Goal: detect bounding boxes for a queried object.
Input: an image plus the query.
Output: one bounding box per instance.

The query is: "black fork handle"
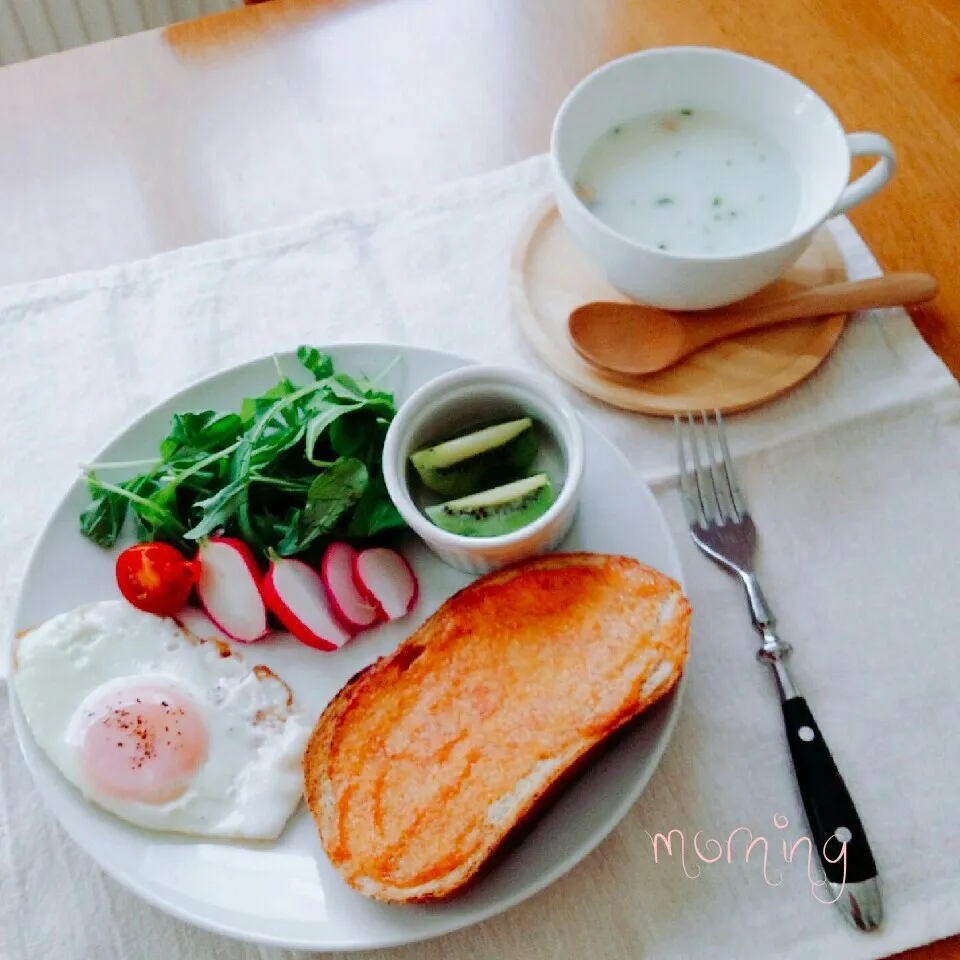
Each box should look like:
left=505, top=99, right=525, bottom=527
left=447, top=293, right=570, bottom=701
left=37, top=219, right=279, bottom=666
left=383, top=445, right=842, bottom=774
left=781, top=695, right=878, bottom=886
left=756, top=629, right=882, bottom=930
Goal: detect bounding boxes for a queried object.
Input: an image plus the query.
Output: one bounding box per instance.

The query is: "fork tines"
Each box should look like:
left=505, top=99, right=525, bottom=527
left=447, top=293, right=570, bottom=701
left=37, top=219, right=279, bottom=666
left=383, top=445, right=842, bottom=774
left=674, top=410, right=747, bottom=528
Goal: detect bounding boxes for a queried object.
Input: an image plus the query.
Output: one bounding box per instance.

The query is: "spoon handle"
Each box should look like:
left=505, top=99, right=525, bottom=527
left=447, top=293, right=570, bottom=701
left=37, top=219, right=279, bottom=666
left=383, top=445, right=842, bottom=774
left=743, top=273, right=939, bottom=327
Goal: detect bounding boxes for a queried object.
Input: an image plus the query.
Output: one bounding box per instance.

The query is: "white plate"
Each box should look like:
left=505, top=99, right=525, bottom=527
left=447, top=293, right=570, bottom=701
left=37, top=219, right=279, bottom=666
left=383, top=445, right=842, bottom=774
left=9, top=344, right=686, bottom=951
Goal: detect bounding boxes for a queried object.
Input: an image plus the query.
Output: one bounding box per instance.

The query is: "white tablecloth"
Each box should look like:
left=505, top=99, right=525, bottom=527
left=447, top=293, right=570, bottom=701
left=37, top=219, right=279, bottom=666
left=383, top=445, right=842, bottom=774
left=1, top=156, right=959, bottom=960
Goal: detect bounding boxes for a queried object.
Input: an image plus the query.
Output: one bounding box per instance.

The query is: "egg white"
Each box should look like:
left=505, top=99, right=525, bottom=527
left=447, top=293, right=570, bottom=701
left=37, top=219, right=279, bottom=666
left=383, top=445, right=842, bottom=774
left=13, top=600, right=311, bottom=840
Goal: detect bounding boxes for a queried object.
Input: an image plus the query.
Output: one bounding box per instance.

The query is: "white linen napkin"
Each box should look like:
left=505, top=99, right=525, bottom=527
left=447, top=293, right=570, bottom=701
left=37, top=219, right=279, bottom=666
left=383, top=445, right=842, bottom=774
left=1, top=155, right=958, bottom=960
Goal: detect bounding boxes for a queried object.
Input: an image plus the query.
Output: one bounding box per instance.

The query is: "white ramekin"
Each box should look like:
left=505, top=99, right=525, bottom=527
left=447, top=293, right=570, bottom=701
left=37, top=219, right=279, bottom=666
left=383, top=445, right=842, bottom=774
left=382, top=366, right=585, bottom=576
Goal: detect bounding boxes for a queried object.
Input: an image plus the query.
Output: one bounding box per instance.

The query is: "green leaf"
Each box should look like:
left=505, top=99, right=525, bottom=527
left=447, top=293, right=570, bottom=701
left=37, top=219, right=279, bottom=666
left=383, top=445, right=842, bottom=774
left=169, top=466, right=220, bottom=495
left=248, top=424, right=306, bottom=470
left=297, top=346, right=334, bottom=380
left=305, top=458, right=368, bottom=525
left=165, top=411, right=244, bottom=455
left=146, top=481, right=178, bottom=512
left=270, top=506, right=302, bottom=544
left=151, top=439, right=243, bottom=508
left=184, top=478, right=249, bottom=541
left=304, top=400, right=364, bottom=463
left=248, top=381, right=325, bottom=444
left=248, top=472, right=314, bottom=495
left=251, top=394, right=298, bottom=429
left=160, top=437, right=180, bottom=462
left=278, top=457, right=368, bottom=555
left=81, top=474, right=188, bottom=549
left=347, top=474, right=406, bottom=537
left=265, top=378, right=297, bottom=400
left=239, top=396, right=257, bottom=427
left=133, top=508, right=191, bottom=553
left=302, top=380, right=396, bottom=463
left=361, top=389, right=396, bottom=408
left=324, top=373, right=367, bottom=402
left=348, top=499, right=406, bottom=537
left=329, top=411, right=377, bottom=459
left=227, top=439, right=253, bottom=484
left=246, top=505, right=301, bottom=555
left=240, top=379, right=298, bottom=428
left=79, top=474, right=129, bottom=548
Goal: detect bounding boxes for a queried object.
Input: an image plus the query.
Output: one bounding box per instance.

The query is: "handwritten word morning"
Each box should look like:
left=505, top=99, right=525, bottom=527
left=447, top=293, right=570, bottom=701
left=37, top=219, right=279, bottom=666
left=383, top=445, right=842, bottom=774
left=644, top=815, right=847, bottom=903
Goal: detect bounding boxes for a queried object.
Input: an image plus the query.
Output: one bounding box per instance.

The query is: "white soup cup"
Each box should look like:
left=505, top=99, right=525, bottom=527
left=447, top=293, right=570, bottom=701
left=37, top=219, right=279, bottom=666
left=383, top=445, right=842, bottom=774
left=551, top=46, right=896, bottom=310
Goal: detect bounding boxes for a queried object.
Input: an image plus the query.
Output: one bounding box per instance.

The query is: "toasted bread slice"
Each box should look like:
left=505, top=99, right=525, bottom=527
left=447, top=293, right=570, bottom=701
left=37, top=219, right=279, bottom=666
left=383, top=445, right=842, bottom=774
left=303, top=552, right=690, bottom=903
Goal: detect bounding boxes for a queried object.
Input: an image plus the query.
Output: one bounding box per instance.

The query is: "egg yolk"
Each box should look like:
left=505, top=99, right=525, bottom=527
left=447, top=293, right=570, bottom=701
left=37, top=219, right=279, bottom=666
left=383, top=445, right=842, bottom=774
left=79, top=685, right=208, bottom=804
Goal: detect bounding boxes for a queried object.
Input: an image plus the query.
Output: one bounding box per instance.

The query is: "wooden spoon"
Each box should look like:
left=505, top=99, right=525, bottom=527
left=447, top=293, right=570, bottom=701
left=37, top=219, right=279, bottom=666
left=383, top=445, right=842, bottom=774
left=568, top=273, right=939, bottom=377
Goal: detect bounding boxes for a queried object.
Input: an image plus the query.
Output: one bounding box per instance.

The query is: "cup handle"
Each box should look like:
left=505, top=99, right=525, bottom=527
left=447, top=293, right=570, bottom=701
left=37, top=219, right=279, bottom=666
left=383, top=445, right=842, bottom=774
left=830, top=132, right=896, bottom=217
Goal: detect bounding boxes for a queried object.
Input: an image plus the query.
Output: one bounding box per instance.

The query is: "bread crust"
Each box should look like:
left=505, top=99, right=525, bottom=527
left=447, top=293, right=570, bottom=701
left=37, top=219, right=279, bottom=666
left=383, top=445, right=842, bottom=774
left=303, top=553, right=690, bottom=903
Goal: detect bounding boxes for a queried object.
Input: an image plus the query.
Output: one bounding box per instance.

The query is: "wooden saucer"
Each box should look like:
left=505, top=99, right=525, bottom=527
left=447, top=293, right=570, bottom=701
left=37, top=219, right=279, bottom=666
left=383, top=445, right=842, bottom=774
left=510, top=199, right=849, bottom=417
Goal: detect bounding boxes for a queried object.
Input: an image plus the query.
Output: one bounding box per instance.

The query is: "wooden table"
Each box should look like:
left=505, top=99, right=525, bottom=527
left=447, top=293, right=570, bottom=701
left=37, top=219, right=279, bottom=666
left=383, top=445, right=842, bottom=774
left=1, top=1, right=957, bottom=957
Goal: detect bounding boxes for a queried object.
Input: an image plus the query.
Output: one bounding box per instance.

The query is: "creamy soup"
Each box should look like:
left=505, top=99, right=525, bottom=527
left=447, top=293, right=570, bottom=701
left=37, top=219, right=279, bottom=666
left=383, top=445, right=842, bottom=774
left=573, top=108, right=803, bottom=256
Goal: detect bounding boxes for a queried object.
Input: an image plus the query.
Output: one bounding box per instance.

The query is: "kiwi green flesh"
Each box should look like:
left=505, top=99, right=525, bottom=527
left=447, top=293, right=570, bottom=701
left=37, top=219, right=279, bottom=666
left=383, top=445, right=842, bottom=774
left=425, top=473, right=555, bottom=538
left=410, top=419, right=538, bottom=498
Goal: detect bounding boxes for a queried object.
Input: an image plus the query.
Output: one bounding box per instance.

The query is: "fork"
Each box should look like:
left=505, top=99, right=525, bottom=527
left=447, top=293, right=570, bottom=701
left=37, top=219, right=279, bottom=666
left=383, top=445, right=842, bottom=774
left=675, top=410, right=882, bottom=933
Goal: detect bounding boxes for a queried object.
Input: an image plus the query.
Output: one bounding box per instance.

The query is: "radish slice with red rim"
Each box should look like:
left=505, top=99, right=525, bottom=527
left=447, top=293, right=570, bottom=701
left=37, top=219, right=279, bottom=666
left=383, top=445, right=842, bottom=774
left=322, top=543, right=380, bottom=631
left=196, top=537, right=269, bottom=643
left=263, top=556, right=351, bottom=652
left=353, top=548, right=418, bottom=621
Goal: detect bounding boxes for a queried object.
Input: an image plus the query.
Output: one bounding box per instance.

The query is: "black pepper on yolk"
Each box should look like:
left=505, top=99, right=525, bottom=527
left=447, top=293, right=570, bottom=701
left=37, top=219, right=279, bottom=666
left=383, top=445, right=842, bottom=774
left=79, top=685, right=209, bottom=804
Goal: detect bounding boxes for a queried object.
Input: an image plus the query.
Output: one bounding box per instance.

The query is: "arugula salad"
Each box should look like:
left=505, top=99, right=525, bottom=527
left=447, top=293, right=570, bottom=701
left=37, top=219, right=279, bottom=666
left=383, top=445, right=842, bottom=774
left=79, top=347, right=405, bottom=563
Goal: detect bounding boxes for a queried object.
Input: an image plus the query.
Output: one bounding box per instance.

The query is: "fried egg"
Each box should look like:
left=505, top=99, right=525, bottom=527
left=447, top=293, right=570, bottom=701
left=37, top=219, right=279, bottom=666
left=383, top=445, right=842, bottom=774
left=12, top=600, right=310, bottom=840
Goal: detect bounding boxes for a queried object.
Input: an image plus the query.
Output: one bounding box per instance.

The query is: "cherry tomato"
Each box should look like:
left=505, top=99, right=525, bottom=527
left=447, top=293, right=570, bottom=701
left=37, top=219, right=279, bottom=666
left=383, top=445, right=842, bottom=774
left=115, top=542, right=196, bottom=617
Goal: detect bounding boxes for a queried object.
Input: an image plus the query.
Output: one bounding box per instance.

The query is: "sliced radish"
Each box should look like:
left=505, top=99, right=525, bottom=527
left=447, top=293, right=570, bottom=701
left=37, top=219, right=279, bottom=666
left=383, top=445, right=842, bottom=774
left=352, top=548, right=418, bottom=621
left=195, top=537, right=269, bottom=643
left=263, top=556, right=351, bottom=652
left=321, top=543, right=381, bottom=632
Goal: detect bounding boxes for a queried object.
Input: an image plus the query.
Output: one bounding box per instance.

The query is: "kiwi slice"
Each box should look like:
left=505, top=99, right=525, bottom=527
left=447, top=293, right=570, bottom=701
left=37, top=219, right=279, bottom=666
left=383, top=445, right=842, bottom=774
left=425, top=473, right=555, bottom=538
left=409, top=417, right=538, bottom=498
